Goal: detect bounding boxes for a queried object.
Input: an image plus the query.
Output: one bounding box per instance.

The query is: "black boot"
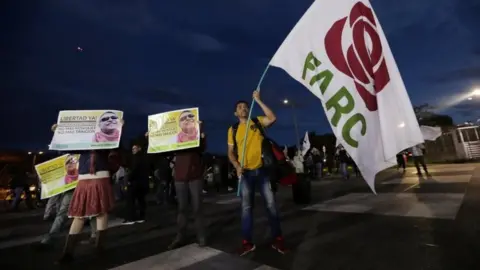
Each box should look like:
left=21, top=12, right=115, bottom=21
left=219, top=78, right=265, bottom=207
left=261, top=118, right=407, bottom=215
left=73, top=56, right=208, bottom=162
left=168, top=234, right=185, bottom=250
left=95, top=230, right=106, bottom=254
left=56, top=234, right=79, bottom=264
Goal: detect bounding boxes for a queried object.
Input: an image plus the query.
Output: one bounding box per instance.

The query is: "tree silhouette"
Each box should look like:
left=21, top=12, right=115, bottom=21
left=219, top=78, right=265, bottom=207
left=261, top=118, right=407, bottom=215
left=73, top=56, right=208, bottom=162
left=414, top=103, right=454, bottom=128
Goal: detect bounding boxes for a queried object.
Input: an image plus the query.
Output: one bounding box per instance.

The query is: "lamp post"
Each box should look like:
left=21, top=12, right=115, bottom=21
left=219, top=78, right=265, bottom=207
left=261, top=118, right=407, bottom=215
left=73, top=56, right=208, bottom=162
left=468, top=88, right=480, bottom=100
left=283, top=99, right=301, bottom=150
left=28, top=151, right=43, bottom=171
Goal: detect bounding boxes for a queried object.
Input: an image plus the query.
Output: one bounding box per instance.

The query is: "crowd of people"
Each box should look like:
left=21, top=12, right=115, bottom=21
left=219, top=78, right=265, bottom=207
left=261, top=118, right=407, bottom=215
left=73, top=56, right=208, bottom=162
left=7, top=90, right=287, bottom=264
left=3, top=89, right=430, bottom=265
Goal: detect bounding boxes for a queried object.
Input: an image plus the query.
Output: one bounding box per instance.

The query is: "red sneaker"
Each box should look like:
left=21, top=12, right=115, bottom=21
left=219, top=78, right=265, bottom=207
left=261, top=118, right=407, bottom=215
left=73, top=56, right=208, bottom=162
left=240, top=240, right=256, bottom=256
left=272, top=237, right=288, bottom=254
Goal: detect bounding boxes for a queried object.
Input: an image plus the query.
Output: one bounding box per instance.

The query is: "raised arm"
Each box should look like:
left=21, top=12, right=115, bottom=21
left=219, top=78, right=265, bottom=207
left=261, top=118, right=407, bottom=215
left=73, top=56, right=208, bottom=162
left=253, top=90, right=276, bottom=127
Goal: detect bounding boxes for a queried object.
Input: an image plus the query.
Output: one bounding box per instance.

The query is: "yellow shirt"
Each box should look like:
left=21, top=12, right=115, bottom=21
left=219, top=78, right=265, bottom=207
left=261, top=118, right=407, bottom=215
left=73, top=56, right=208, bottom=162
left=228, top=116, right=265, bottom=170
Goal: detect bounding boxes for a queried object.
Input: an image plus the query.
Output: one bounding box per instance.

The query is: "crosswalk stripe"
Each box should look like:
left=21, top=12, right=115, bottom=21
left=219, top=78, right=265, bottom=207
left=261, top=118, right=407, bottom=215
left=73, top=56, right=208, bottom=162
left=303, top=192, right=465, bottom=219
left=254, top=266, right=281, bottom=270
left=408, top=166, right=475, bottom=172
left=382, top=174, right=472, bottom=185
left=111, top=244, right=221, bottom=270
left=0, top=218, right=124, bottom=250
left=110, top=244, right=276, bottom=270
left=215, top=193, right=261, bottom=205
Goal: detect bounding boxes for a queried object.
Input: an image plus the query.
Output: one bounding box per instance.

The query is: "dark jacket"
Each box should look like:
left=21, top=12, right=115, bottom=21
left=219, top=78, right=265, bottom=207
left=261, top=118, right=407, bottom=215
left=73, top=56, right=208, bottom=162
left=9, top=172, right=28, bottom=188
left=338, top=149, right=349, bottom=163
left=156, top=155, right=173, bottom=181
left=174, top=133, right=207, bottom=182
left=77, top=150, right=110, bottom=175
left=129, top=152, right=149, bottom=187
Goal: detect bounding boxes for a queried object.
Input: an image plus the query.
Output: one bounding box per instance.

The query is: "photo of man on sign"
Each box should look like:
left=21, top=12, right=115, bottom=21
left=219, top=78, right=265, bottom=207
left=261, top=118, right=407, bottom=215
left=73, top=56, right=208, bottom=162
left=64, top=155, right=79, bottom=185
left=93, top=111, right=121, bottom=142
left=176, top=110, right=199, bottom=143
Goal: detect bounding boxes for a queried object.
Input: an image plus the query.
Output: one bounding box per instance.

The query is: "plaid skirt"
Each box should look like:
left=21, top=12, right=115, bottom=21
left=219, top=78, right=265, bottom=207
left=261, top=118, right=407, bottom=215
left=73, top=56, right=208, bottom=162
left=68, top=173, right=114, bottom=218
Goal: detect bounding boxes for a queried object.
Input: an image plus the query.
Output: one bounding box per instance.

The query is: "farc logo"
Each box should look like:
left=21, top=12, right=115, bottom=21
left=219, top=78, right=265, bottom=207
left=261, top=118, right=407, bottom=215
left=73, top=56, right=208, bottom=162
left=325, top=2, right=390, bottom=111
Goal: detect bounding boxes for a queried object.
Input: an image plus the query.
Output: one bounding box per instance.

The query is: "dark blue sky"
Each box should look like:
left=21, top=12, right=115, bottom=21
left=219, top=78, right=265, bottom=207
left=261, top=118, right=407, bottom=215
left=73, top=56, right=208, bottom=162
left=1, top=0, right=479, bottom=153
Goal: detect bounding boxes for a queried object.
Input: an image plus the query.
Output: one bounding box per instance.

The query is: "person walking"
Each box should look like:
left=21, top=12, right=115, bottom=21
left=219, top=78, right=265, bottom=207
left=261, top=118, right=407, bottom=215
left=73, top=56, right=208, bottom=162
left=112, top=165, right=126, bottom=201
left=8, top=166, right=34, bottom=211
left=33, top=189, right=97, bottom=249
left=396, top=151, right=406, bottom=173
left=43, top=194, right=60, bottom=221
left=313, top=149, right=324, bottom=179
left=411, top=143, right=429, bottom=176
left=51, top=124, right=116, bottom=264
left=165, top=121, right=207, bottom=249
left=122, top=144, right=149, bottom=225
left=337, top=145, right=349, bottom=180
left=153, top=154, right=173, bottom=205
left=227, top=90, right=286, bottom=256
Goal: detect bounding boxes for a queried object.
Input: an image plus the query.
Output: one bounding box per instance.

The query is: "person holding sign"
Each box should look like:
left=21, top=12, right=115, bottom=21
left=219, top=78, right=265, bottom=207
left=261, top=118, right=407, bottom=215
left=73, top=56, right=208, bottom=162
left=227, top=90, right=286, bottom=256
left=176, top=110, right=199, bottom=143
left=146, top=120, right=207, bottom=250
left=51, top=123, right=118, bottom=264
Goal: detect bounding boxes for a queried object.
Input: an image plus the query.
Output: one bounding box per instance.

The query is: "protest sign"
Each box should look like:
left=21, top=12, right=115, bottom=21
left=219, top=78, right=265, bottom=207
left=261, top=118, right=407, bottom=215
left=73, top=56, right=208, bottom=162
left=35, top=154, right=81, bottom=199
left=49, top=110, right=123, bottom=151
left=147, top=108, right=200, bottom=153
left=269, top=0, right=423, bottom=192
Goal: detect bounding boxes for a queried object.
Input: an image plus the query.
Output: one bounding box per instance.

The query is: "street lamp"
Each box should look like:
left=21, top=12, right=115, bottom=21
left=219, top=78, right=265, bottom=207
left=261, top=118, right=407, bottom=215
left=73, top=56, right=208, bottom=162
left=28, top=151, right=43, bottom=171
left=283, top=99, right=301, bottom=150
left=468, top=88, right=480, bottom=100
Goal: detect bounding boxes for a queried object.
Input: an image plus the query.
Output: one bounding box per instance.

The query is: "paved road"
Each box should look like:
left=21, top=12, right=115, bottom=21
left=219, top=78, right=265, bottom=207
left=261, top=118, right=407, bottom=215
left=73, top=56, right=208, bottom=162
left=1, top=164, right=480, bottom=270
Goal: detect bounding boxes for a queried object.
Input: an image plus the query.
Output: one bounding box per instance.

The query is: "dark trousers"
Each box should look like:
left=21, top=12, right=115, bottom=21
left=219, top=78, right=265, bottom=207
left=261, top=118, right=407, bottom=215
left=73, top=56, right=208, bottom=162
left=413, top=156, right=428, bottom=174
left=175, top=179, right=204, bottom=239
left=397, top=155, right=406, bottom=170
left=126, top=185, right=147, bottom=220
left=168, top=180, right=177, bottom=203
left=10, top=186, right=33, bottom=210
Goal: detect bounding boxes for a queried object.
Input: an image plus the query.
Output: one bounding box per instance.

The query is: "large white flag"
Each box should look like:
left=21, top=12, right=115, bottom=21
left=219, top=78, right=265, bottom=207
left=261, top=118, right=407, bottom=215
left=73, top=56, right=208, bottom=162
left=269, top=0, right=423, bottom=193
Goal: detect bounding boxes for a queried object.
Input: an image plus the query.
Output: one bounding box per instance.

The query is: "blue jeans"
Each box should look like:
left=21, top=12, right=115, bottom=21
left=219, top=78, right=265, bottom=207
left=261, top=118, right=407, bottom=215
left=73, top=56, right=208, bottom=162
left=41, top=190, right=96, bottom=244
left=240, top=168, right=282, bottom=242
left=41, top=191, right=73, bottom=244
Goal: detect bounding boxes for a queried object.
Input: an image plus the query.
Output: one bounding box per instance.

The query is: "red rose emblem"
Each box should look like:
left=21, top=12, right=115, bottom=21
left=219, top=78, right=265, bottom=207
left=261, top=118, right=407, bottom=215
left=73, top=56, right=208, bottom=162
left=325, top=2, right=390, bottom=111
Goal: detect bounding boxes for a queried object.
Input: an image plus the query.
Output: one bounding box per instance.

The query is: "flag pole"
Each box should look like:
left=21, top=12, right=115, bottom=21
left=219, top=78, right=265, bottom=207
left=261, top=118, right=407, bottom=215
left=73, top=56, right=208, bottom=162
left=236, top=64, right=272, bottom=196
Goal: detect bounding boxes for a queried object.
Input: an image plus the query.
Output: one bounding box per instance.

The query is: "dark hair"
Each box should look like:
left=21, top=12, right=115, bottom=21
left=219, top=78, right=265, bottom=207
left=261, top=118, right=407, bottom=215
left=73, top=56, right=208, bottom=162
left=234, top=100, right=249, bottom=111
left=100, top=111, right=115, bottom=118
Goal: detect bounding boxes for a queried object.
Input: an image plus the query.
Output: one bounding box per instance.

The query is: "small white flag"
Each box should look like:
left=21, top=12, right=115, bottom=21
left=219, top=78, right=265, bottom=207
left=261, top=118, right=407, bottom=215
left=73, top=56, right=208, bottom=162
left=269, top=0, right=423, bottom=193
left=301, top=131, right=311, bottom=156
left=420, top=126, right=442, bottom=141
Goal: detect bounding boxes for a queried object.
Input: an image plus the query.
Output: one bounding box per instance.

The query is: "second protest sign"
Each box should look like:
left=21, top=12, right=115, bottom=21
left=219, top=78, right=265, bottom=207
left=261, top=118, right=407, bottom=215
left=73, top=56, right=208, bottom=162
left=147, top=108, right=200, bottom=154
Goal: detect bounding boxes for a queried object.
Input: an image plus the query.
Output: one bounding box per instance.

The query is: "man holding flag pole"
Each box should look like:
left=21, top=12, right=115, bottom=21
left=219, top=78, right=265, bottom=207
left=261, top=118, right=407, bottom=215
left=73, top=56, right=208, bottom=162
left=227, top=91, right=286, bottom=256
left=243, top=0, right=422, bottom=195
left=230, top=0, right=422, bottom=258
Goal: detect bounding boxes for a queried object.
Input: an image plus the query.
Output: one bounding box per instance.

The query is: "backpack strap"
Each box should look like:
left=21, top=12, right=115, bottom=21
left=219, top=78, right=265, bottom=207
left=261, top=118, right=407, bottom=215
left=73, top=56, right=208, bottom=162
left=231, top=122, right=240, bottom=158
left=251, top=117, right=267, bottom=138
left=232, top=118, right=266, bottom=158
